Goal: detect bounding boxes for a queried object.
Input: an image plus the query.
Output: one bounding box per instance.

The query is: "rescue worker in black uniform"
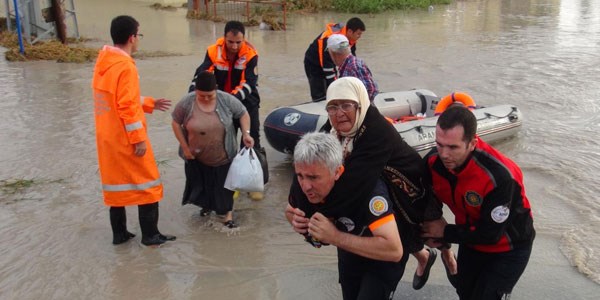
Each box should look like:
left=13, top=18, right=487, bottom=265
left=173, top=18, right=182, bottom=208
left=188, top=21, right=266, bottom=199
left=422, top=105, right=535, bottom=300
left=286, top=132, right=408, bottom=300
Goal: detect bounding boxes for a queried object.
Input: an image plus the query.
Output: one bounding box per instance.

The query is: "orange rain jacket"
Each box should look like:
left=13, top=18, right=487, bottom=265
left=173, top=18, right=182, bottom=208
left=92, top=45, right=162, bottom=207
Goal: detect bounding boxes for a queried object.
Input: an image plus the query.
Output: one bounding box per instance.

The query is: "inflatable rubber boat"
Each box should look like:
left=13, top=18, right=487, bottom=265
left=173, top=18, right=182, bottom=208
left=263, top=89, right=523, bottom=156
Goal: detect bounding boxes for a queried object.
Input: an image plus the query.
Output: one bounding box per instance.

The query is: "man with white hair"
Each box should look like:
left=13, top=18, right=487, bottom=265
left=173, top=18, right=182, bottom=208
left=285, top=132, right=408, bottom=300
left=327, top=34, right=379, bottom=102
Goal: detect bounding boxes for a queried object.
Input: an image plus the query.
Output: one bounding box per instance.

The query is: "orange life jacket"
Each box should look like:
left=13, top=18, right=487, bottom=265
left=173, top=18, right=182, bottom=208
left=317, top=23, right=350, bottom=68
left=92, top=45, right=163, bottom=207
left=205, top=37, right=258, bottom=98
left=434, top=92, right=476, bottom=116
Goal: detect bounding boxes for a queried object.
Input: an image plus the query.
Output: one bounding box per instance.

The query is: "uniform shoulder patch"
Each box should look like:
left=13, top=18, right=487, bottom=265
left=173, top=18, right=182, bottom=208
left=465, top=191, right=482, bottom=207
left=369, top=196, right=388, bottom=216
left=491, top=206, right=510, bottom=223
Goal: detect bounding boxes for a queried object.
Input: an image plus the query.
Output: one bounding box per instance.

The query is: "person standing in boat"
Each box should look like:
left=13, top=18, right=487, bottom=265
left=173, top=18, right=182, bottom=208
left=304, top=18, right=366, bottom=102
left=287, top=77, right=458, bottom=291
left=421, top=105, right=535, bottom=299
left=287, top=131, right=407, bottom=300
left=92, top=15, right=176, bottom=247
left=326, top=34, right=379, bottom=102
left=172, top=71, right=254, bottom=229
left=187, top=21, right=265, bottom=201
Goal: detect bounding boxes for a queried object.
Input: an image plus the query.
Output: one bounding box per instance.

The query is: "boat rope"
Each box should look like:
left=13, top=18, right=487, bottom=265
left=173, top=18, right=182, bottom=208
left=396, top=106, right=518, bottom=134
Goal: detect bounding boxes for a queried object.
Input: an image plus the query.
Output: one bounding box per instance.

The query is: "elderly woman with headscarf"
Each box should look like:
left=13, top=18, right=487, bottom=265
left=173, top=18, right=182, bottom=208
left=286, top=77, right=458, bottom=292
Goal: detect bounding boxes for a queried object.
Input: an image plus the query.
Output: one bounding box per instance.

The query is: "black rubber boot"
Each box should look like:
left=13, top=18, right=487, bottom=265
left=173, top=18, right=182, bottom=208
left=256, top=147, right=269, bottom=184
left=110, top=207, right=135, bottom=245
left=159, top=234, right=176, bottom=241
left=156, top=206, right=176, bottom=241
left=139, top=203, right=163, bottom=246
left=139, top=203, right=176, bottom=246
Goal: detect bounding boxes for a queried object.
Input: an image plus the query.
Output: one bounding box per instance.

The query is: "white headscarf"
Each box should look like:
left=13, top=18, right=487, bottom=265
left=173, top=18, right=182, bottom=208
left=326, top=77, right=371, bottom=155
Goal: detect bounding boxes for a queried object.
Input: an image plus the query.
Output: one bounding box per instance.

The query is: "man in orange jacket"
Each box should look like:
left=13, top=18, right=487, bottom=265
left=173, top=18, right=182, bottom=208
left=92, top=15, right=175, bottom=247
left=188, top=20, right=266, bottom=200
left=304, top=17, right=366, bottom=101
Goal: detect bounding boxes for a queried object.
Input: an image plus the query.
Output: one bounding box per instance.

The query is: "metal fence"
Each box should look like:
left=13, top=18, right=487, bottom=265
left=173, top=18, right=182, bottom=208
left=187, top=0, right=286, bottom=30
left=3, top=0, right=79, bottom=44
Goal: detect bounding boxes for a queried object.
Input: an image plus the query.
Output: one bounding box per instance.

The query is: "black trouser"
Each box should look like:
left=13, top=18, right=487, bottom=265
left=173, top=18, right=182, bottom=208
left=340, top=271, right=397, bottom=300
left=110, top=203, right=160, bottom=240
left=304, top=63, right=328, bottom=102
left=338, top=252, right=409, bottom=300
left=457, top=243, right=532, bottom=300
left=234, top=104, right=261, bottom=149
left=307, top=74, right=327, bottom=102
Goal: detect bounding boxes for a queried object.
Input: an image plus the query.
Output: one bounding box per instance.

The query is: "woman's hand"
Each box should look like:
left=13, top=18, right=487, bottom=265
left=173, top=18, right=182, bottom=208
left=182, top=147, right=195, bottom=160
left=242, top=132, right=254, bottom=149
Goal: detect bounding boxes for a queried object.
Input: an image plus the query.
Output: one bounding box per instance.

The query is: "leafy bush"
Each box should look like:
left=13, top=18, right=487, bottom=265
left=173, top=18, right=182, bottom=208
left=289, top=0, right=451, bottom=14
left=286, top=0, right=334, bottom=12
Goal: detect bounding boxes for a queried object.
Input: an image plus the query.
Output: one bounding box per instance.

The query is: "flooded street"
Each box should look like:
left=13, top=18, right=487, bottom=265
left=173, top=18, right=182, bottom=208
left=1, top=0, right=599, bottom=299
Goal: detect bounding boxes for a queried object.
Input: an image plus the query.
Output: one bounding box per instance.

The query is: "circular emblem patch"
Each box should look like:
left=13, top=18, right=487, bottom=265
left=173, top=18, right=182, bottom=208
left=369, top=196, right=388, bottom=216
left=491, top=206, right=510, bottom=223
left=284, top=112, right=301, bottom=126
left=465, top=191, right=482, bottom=207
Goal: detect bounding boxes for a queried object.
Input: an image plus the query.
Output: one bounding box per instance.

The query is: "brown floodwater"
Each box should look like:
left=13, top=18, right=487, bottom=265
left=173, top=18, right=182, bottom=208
left=1, top=0, right=600, bottom=299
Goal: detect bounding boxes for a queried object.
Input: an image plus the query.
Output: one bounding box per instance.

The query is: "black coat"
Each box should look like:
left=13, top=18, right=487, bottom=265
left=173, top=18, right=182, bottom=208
left=290, top=106, right=439, bottom=223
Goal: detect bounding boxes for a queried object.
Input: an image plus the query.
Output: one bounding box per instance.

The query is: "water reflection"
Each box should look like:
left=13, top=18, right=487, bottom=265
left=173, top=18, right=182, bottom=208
left=1, top=0, right=600, bottom=298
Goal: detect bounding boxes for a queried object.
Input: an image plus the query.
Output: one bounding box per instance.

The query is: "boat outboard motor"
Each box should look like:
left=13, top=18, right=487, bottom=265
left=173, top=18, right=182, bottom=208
left=373, top=89, right=439, bottom=120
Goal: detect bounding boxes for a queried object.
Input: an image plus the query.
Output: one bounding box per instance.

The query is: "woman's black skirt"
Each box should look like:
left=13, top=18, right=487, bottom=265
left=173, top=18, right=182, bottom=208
left=182, top=159, right=233, bottom=215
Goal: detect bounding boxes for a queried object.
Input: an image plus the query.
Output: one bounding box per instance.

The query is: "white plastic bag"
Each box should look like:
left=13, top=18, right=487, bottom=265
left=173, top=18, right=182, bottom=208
left=224, top=147, right=264, bottom=192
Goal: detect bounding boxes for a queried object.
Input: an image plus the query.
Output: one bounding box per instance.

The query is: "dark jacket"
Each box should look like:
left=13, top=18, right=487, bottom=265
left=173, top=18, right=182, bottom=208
left=290, top=106, right=435, bottom=225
